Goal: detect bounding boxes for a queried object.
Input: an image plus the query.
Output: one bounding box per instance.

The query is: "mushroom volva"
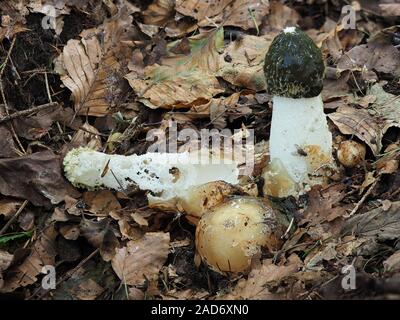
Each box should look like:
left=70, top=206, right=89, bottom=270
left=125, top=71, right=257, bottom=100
left=263, top=27, right=333, bottom=197
left=195, top=197, right=287, bottom=274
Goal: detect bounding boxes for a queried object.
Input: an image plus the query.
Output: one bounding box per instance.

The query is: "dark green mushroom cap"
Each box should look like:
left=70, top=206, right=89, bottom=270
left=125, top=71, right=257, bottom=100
left=264, top=27, right=325, bottom=99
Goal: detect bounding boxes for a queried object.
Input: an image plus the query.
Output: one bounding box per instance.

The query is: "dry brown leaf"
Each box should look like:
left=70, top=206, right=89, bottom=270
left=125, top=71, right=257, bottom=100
left=218, top=35, right=271, bottom=91
left=1, top=225, right=57, bottom=292
left=71, top=278, right=105, bottom=300
left=0, top=198, right=23, bottom=220
left=0, top=249, right=13, bottom=290
left=0, top=126, right=18, bottom=158
left=83, top=190, right=121, bottom=217
left=328, top=106, right=383, bottom=156
left=142, top=0, right=175, bottom=26
left=60, top=224, right=80, bottom=240
left=197, top=0, right=270, bottom=30
left=225, top=254, right=303, bottom=299
left=342, top=201, right=400, bottom=241
left=79, top=218, right=119, bottom=261
left=175, top=0, right=232, bottom=22
left=383, top=251, right=400, bottom=273
left=379, top=4, right=400, bottom=17
left=68, top=122, right=102, bottom=151
left=127, top=65, right=223, bottom=109
left=111, top=232, right=170, bottom=286
left=337, top=28, right=400, bottom=77
left=55, top=9, right=132, bottom=117
left=262, top=2, right=299, bottom=33
left=0, top=1, right=29, bottom=41
left=302, top=184, right=347, bottom=225
left=0, top=151, right=79, bottom=207
left=304, top=243, right=337, bottom=271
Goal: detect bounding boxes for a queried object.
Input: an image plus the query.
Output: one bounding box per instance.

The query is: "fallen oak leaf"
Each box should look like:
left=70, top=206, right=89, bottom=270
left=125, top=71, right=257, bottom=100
left=1, top=224, right=57, bottom=293
left=54, top=9, right=133, bottom=117
left=111, top=232, right=170, bottom=286
left=0, top=151, right=79, bottom=208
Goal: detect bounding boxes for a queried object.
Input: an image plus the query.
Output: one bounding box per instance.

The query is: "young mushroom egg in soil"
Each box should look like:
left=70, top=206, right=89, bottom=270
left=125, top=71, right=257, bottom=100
left=262, top=27, right=333, bottom=198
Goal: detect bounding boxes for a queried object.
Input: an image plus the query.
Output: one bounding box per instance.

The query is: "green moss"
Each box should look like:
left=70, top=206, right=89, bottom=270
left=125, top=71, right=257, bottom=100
left=264, top=27, right=325, bottom=98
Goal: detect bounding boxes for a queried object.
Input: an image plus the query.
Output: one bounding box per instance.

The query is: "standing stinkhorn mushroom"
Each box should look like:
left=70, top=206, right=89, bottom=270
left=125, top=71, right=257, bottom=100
left=262, top=27, right=333, bottom=197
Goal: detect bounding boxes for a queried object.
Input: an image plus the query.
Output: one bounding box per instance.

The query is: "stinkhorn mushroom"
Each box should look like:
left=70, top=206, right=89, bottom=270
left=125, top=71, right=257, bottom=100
left=263, top=27, right=333, bottom=197
left=63, top=148, right=239, bottom=213
left=195, top=196, right=288, bottom=274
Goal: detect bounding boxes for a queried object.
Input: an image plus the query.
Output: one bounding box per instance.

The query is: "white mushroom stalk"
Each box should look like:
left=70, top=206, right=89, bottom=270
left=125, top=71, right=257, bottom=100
left=263, top=27, right=333, bottom=197
left=63, top=148, right=239, bottom=208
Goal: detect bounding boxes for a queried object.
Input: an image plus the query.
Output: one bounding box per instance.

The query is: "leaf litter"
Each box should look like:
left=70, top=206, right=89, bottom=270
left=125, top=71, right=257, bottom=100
left=0, top=0, right=399, bottom=300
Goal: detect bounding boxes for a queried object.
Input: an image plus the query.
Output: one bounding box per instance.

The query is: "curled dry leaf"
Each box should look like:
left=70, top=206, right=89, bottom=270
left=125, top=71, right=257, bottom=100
left=79, top=218, right=119, bottom=261
left=142, top=0, right=175, bottom=26
left=337, top=27, right=400, bottom=77
left=342, top=201, right=400, bottom=241
left=262, top=2, right=299, bottom=34
left=83, top=190, right=121, bottom=217
left=111, top=232, right=170, bottom=286
left=55, top=9, right=132, bottom=117
left=0, top=249, right=13, bottom=290
left=1, top=225, right=57, bottom=293
left=224, top=254, right=303, bottom=299
left=218, top=35, right=270, bottom=91
left=0, top=198, right=23, bottom=220
left=0, top=1, right=29, bottom=41
left=328, top=106, right=383, bottom=156
left=127, top=28, right=226, bottom=109
left=0, top=126, right=18, bottom=158
left=383, top=251, right=400, bottom=273
left=0, top=151, right=79, bottom=207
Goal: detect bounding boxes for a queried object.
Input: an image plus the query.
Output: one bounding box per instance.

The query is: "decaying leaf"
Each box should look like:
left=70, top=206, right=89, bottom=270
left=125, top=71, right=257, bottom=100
left=337, top=27, right=400, bottom=77
left=328, top=106, right=383, bottom=156
left=111, top=232, right=170, bottom=286
left=55, top=9, right=132, bottom=116
left=342, top=201, right=400, bottom=241
left=218, top=34, right=271, bottom=91
left=225, top=254, right=303, bottom=299
left=0, top=151, right=79, bottom=207
left=80, top=218, right=119, bottom=261
left=383, top=251, right=400, bottom=273
left=83, top=190, right=121, bottom=217
left=1, top=224, right=57, bottom=292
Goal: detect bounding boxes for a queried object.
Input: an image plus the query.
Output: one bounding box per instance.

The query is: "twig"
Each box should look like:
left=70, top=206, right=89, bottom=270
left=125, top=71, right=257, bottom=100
left=344, top=176, right=380, bottom=218
left=28, top=248, right=100, bottom=300
left=0, top=102, right=58, bottom=124
left=0, top=200, right=28, bottom=236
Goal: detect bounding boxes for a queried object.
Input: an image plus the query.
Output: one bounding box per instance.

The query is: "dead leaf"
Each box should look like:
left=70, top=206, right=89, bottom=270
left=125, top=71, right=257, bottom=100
left=72, top=278, right=105, bottom=300
left=0, top=151, right=79, bottom=207
left=0, top=198, right=23, bottom=220
left=337, top=28, right=400, bottom=77
left=305, top=243, right=337, bottom=271
left=111, top=232, right=170, bottom=286
left=142, top=0, right=175, bottom=26
left=55, top=9, right=132, bottom=116
left=262, top=2, right=299, bottom=33
left=342, top=201, right=400, bottom=241
left=225, top=254, right=303, bottom=299
left=0, top=126, right=18, bottom=158
left=302, top=184, right=347, bottom=225
left=83, top=190, right=121, bottom=217
left=218, top=35, right=271, bottom=91
left=79, top=218, right=119, bottom=261
left=1, top=224, right=57, bottom=292
left=60, top=224, right=80, bottom=240
left=328, top=106, right=383, bottom=156
left=379, top=4, right=400, bottom=17
left=198, top=0, right=270, bottom=30
left=384, top=251, right=400, bottom=273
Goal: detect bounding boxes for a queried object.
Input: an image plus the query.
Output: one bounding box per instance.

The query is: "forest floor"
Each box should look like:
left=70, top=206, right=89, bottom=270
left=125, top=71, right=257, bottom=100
left=0, top=0, right=400, bottom=300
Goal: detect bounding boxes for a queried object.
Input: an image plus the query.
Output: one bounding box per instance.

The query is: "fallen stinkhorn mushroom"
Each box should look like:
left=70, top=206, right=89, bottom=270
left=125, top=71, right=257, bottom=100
left=263, top=27, right=333, bottom=197
left=195, top=196, right=288, bottom=274
left=63, top=148, right=239, bottom=214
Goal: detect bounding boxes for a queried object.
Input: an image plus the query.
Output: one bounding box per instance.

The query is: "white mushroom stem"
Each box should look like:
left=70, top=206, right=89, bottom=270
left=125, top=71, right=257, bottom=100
left=269, top=94, right=332, bottom=185
left=63, top=148, right=239, bottom=205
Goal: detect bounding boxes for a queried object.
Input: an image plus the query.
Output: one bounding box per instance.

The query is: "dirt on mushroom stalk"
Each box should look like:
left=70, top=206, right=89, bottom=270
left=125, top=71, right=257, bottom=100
left=0, top=0, right=400, bottom=301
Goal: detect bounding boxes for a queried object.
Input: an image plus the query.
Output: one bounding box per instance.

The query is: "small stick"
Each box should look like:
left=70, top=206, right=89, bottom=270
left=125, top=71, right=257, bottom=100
left=0, top=200, right=28, bottom=236
left=0, top=102, right=58, bottom=124
left=344, top=176, right=380, bottom=218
